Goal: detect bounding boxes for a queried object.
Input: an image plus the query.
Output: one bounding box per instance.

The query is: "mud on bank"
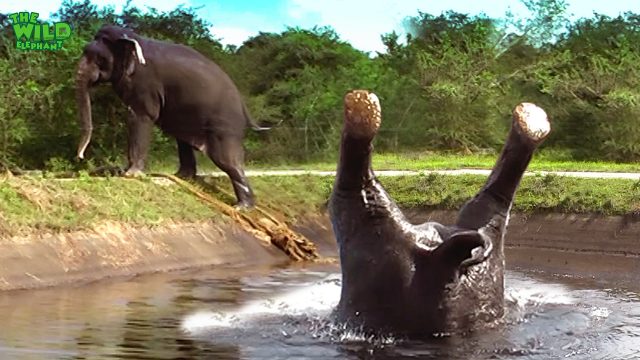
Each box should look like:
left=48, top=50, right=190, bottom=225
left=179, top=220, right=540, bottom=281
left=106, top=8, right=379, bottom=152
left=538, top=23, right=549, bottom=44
left=2, top=210, right=639, bottom=291
left=1, top=173, right=639, bottom=290
left=0, top=216, right=341, bottom=291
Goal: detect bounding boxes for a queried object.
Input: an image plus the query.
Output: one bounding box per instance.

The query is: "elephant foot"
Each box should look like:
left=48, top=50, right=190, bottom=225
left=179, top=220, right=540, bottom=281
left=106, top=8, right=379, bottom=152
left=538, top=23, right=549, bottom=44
left=513, top=103, right=551, bottom=144
left=234, top=202, right=254, bottom=211
left=343, top=90, right=381, bottom=139
left=175, top=169, right=197, bottom=179
left=123, top=168, right=145, bottom=178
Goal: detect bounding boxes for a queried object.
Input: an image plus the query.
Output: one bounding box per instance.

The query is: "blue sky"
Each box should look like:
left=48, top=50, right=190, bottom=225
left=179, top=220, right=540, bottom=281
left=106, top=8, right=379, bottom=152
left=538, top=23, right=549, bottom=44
left=2, top=0, right=638, bottom=53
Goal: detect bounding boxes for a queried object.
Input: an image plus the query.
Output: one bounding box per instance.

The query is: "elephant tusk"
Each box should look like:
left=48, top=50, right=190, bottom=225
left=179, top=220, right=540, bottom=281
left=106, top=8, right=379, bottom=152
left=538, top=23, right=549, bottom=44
left=132, top=39, right=146, bottom=65
left=122, top=34, right=146, bottom=65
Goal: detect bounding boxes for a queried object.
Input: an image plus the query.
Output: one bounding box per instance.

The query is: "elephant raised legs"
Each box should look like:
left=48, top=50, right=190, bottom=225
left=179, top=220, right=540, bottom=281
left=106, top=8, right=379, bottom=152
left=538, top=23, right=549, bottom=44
left=329, top=90, right=550, bottom=336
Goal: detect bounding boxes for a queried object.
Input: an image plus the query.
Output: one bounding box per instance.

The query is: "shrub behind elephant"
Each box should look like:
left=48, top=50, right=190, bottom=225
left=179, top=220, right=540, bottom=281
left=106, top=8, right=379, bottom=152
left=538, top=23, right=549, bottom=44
left=75, top=25, right=269, bottom=207
left=329, top=90, right=550, bottom=337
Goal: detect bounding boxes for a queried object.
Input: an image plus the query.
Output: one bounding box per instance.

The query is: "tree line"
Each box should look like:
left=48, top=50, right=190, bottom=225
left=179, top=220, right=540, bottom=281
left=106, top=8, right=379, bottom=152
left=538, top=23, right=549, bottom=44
left=1, top=0, right=639, bottom=171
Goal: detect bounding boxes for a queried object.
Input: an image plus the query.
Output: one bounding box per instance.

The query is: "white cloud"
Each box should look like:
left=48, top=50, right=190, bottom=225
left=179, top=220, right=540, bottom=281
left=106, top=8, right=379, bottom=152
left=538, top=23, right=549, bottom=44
left=9, top=0, right=631, bottom=54
left=285, top=0, right=602, bottom=53
left=202, top=5, right=284, bottom=49
left=88, top=0, right=191, bottom=14
left=1, top=0, right=190, bottom=20
left=211, top=26, right=256, bottom=47
left=1, top=3, right=61, bottom=19
left=286, top=0, right=419, bottom=53
left=287, top=6, right=306, bottom=20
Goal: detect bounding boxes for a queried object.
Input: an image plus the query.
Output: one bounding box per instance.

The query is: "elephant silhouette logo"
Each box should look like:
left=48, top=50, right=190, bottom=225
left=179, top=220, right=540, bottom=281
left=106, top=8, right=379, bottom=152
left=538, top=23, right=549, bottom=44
left=9, top=11, right=72, bottom=51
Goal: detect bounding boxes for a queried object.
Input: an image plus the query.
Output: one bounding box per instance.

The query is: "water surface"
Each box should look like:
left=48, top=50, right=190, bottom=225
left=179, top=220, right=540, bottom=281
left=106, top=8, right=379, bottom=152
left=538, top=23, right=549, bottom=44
left=1, top=260, right=639, bottom=359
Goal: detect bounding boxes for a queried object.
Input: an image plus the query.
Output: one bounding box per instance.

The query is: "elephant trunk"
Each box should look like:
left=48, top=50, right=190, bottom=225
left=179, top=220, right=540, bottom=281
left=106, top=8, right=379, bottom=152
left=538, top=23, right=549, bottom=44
left=75, top=55, right=99, bottom=159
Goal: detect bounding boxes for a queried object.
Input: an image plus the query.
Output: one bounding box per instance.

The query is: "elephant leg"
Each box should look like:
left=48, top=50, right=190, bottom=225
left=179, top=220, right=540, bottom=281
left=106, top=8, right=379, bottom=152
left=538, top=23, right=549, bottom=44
left=456, top=103, right=550, bottom=232
left=125, top=109, right=153, bottom=177
left=330, top=90, right=412, bottom=243
left=176, top=139, right=197, bottom=179
left=333, top=90, right=380, bottom=191
left=205, top=135, right=255, bottom=208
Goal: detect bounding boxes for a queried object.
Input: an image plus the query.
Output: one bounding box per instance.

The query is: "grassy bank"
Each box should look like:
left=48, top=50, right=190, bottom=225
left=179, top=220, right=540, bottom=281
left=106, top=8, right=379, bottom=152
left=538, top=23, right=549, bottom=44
left=143, top=151, right=640, bottom=174
left=1, top=172, right=639, bottom=238
left=0, top=175, right=212, bottom=237
left=0, top=174, right=333, bottom=238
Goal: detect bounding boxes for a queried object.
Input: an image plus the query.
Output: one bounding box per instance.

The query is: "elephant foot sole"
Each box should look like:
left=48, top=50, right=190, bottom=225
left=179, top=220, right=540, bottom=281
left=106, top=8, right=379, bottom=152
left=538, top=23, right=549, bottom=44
left=513, top=103, right=550, bottom=143
left=343, top=90, right=382, bottom=139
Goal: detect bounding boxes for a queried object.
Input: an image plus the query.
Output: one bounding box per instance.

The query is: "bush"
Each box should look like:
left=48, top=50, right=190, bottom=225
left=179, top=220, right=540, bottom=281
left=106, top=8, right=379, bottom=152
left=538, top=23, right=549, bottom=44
left=1, top=1, right=640, bottom=169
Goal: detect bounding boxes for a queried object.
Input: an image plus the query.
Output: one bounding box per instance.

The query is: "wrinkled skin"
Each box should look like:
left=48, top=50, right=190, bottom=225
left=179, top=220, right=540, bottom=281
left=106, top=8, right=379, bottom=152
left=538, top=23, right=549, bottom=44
left=75, top=25, right=268, bottom=207
left=328, top=90, right=550, bottom=337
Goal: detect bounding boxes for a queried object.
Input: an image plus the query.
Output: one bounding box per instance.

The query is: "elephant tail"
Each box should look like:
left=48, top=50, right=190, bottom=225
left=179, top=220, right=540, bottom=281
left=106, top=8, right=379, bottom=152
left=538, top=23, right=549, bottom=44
left=242, top=101, right=283, bottom=131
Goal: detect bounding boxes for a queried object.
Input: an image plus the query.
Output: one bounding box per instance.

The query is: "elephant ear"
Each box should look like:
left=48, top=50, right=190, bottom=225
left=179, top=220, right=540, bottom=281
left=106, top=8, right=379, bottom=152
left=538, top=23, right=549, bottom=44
left=116, top=34, right=146, bottom=76
left=432, top=230, right=490, bottom=268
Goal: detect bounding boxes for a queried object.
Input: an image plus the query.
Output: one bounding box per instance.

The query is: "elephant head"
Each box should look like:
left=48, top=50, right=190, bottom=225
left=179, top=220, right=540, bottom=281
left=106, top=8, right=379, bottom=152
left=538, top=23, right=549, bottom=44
left=75, top=25, right=147, bottom=159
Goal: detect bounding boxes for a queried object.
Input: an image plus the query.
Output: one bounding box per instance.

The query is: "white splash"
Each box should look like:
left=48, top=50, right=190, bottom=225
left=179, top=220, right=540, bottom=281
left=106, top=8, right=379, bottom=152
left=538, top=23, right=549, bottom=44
left=182, top=274, right=341, bottom=333
left=506, top=282, right=576, bottom=308
left=182, top=310, right=238, bottom=330
left=589, top=307, right=611, bottom=318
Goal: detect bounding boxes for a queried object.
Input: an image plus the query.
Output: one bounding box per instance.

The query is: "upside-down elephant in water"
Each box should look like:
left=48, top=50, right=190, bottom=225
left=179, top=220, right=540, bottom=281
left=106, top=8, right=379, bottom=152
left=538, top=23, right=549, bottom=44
left=75, top=25, right=271, bottom=207
left=328, top=90, right=550, bottom=337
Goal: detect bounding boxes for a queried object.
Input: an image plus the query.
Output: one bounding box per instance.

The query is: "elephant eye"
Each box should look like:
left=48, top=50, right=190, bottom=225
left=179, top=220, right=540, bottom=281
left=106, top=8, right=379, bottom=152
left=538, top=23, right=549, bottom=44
left=95, top=55, right=108, bottom=68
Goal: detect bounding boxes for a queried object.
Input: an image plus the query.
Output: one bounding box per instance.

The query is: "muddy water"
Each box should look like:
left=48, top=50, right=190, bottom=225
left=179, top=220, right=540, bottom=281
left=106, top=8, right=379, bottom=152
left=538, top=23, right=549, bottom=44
left=0, top=260, right=639, bottom=359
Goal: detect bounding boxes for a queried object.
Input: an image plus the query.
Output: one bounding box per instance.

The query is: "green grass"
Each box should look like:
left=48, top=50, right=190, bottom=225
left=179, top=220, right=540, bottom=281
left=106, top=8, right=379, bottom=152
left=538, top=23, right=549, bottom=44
left=144, top=150, right=640, bottom=174
left=243, top=173, right=640, bottom=216
left=202, top=175, right=334, bottom=219
left=1, top=172, right=638, bottom=237
left=379, top=173, right=640, bottom=215
left=0, top=173, right=335, bottom=237
left=249, top=152, right=640, bottom=173
left=0, top=175, right=214, bottom=237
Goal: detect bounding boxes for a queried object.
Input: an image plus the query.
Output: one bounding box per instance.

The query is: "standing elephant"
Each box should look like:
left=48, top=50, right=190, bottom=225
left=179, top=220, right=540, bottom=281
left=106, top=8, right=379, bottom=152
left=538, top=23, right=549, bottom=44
left=329, top=90, right=550, bottom=337
left=75, top=25, right=268, bottom=207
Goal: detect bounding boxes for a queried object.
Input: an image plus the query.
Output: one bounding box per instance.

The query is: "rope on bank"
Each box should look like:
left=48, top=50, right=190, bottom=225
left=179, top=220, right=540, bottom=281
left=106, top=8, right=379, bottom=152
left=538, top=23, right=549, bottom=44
left=148, top=173, right=320, bottom=262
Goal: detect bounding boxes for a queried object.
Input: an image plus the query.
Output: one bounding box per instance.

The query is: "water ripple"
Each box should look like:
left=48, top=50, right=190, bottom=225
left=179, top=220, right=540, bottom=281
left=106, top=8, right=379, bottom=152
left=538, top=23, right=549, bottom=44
left=1, top=265, right=639, bottom=359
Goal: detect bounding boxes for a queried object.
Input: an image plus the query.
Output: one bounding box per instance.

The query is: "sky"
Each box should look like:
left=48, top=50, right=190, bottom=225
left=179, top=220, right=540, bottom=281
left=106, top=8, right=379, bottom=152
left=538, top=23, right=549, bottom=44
left=1, top=0, right=638, bottom=54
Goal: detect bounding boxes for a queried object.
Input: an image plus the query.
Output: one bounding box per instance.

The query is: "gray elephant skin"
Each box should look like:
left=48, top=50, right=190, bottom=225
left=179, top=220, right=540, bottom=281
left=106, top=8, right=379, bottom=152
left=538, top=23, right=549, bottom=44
left=75, top=25, right=267, bottom=207
left=329, top=90, right=550, bottom=337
